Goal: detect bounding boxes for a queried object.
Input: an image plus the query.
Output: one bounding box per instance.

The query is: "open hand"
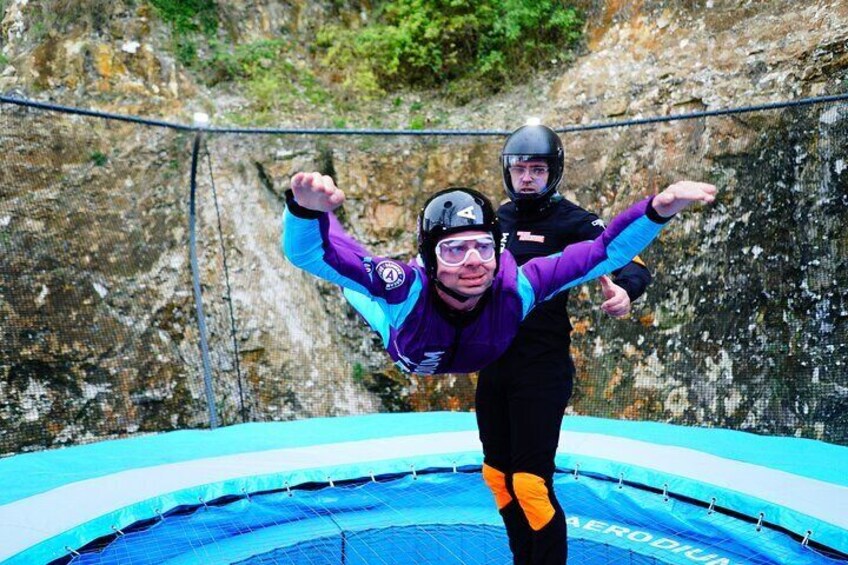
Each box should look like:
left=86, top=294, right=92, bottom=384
left=290, top=172, right=346, bottom=212
left=653, top=181, right=717, bottom=218
left=599, top=275, right=631, bottom=318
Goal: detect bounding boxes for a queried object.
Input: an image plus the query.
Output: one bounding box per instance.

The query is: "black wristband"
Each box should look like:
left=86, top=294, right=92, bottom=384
left=646, top=196, right=673, bottom=224
left=285, top=189, right=325, bottom=219
left=613, top=278, right=636, bottom=301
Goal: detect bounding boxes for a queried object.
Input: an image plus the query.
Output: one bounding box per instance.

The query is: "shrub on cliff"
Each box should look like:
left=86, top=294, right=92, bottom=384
left=316, top=0, right=583, bottom=100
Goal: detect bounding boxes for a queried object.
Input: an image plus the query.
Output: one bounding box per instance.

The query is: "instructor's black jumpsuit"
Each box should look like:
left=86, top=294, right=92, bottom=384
left=477, top=195, right=652, bottom=565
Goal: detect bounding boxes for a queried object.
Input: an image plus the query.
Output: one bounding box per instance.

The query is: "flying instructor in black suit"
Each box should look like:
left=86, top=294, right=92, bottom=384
left=477, top=123, right=652, bottom=564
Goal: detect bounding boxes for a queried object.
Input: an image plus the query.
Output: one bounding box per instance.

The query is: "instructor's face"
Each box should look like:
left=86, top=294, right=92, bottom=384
left=435, top=230, right=496, bottom=297
left=508, top=159, right=549, bottom=195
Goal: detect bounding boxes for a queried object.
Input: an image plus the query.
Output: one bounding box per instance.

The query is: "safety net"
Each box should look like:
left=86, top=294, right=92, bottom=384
left=61, top=473, right=844, bottom=565
left=1, top=93, right=847, bottom=564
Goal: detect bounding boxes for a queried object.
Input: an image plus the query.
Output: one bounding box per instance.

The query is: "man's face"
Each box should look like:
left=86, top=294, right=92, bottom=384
left=434, top=230, right=496, bottom=297
left=508, top=159, right=549, bottom=195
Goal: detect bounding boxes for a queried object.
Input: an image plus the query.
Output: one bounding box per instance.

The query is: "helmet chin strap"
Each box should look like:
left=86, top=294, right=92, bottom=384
left=434, top=279, right=474, bottom=303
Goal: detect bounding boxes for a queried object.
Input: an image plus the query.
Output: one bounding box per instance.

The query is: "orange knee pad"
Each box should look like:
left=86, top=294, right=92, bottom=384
left=482, top=464, right=513, bottom=510
left=513, top=472, right=555, bottom=531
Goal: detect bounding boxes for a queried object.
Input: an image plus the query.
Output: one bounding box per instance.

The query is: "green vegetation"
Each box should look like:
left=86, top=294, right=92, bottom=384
left=206, top=39, right=330, bottom=123
left=90, top=151, right=108, bottom=167
left=317, top=0, right=583, bottom=100
left=0, top=53, right=8, bottom=69
left=408, top=115, right=425, bottom=130
left=148, top=0, right=219, bottom=66
left=148, top=0, right=217, bottom=36
left=351, top=362, right=365, bottom=383
left=24, top=0, right=114, bottom=40
left=141, top=0, right=581, bottom=121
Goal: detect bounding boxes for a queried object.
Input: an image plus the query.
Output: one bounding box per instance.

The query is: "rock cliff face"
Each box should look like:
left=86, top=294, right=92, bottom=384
left=1, top=1, right=846, bottom=453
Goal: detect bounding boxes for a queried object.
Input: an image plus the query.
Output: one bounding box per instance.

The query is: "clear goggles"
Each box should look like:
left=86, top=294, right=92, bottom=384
left=505, top=156, right=549, bottom=179
left=508, top=165, right=549, bottom=178
left=435, top=235, right=497, bottom=267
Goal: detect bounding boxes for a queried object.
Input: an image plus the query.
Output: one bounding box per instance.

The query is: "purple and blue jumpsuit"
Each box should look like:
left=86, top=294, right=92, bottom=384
left=282, top=190, right=668, bottom=377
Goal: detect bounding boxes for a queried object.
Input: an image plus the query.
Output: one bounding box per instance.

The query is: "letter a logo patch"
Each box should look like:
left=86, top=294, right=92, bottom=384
left=375, top=260, right=405, bottom=290
left=457, top=205, right=477, bottom=221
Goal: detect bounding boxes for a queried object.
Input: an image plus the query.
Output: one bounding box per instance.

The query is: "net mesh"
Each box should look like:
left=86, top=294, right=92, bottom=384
left=566, top=105, right=848, bottom=441
left=0, top=106, right=210, bottom=452
left=1, top=97, right=847, bottom=564
left=4, top=99, right=846, bottom=452
left=58, top=471, right=844, bottom=565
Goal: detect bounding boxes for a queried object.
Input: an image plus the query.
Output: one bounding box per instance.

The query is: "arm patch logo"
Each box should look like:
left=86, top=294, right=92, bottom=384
left=375, top=260, right=405, bottom=290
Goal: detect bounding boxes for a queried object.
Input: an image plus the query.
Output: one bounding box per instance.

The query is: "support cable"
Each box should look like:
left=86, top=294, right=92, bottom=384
left=555, top=93, right=848, bottom=133
left=189, top=118, right=219, bottom=429
left=3, top=92, right=847, bottom=136
left=203, top=145, right=247, bottom=423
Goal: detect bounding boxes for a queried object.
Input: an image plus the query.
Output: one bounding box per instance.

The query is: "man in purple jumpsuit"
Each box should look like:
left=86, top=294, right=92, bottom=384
left=282, top=172, right=716, bottom=377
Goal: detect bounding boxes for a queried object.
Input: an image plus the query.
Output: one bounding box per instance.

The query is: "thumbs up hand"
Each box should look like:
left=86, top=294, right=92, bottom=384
left=599, top=275, right=631, bottom=318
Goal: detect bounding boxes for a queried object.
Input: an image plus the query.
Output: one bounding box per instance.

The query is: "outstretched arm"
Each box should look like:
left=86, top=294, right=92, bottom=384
left=597, top=181, right=716, bottom=317
left=282, top=171, right=418, bottom=301
left=518, top=181, right=717, bottom=316
left=566, top=208, right=651, bottom=317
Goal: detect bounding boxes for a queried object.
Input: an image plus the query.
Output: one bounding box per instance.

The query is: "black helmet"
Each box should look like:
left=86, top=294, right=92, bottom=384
left=417, top=187, right=502, bottom=279
left=501, top=124, right=564, bottom=208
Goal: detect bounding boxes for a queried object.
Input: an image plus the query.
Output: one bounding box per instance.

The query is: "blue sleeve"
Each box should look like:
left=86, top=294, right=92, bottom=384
left=281, top=192, right=422, bottom=342
left=567, top=205, right=653, bottom=301
left=569, top=205, right=651, bottom=300
left=518, top=197, right=665, bottom=315
left=282, top=198, right=418, bottom=301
